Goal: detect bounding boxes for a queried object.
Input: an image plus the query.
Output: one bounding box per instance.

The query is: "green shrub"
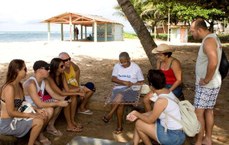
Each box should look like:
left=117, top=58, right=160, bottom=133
left=152, top=34, right=168, bottom=41
left=124, top=32, right=137, bottom=39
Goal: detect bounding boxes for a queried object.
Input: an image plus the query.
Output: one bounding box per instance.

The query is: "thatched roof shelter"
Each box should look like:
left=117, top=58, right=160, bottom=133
left=42, top=12, right=123, bottom=42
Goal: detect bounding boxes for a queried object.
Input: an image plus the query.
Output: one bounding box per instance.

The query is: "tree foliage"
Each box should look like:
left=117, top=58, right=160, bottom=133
left=114, top=0, right=228, bottom=32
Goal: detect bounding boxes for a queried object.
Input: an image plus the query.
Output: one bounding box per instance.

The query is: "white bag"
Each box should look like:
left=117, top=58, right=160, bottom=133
left=140, top=84, right=151, bottom=95
left=10, top=101, right=36, bottom=130
left=161, top=96, right=201, bottom=137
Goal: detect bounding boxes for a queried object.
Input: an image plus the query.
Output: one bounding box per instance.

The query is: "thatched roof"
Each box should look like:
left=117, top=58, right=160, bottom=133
left=42, top=12, right=123, bottom=26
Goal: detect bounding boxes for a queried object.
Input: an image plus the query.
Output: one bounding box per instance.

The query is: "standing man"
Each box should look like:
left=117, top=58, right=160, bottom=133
left=74, top=27, right=79, bottom=40
left=59, top=52, right=95, bottom=115
left=190, top=18, right=222, bottom=145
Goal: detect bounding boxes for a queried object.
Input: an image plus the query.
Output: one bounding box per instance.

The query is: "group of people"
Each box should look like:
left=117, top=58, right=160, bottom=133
left=0, top=18, right=223, bottom=145
left=104, top=18, right=222, bottom=145
left=0, top=52, right=95, bottom=145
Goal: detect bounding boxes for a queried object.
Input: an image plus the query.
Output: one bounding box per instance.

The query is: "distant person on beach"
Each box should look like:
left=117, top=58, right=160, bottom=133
left=23, top=60, right=69, bottom=139
left=102, top=52, right=144, bottom=134
left=59, top=52, right=96, bottom=115
left=190, top=18, right=222, bottom=145
left=47, top=58, right=85, bottom=132
left=0, top=59, right=45, bottom=145
left=74, top=27, right=79, bottom=40
left=143, top=43, right=183, bottom=112
left=126, top=69, right=185, bottom=145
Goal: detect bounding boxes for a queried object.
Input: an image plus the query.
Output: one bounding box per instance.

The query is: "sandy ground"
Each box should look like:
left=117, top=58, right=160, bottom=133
left=0, top=39, right=228, bottom=145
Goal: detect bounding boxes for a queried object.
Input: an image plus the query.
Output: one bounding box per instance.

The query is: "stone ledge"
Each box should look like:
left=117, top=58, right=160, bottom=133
left=0, top=134, right=17, bottom=145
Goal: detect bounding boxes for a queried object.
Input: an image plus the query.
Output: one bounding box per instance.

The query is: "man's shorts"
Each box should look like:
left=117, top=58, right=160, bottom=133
left=194, top=85, right=220, bottom=109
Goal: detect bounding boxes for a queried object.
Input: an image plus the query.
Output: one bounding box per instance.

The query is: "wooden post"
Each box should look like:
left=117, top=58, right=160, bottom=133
left=69, top=14, right=72, bottom=42
left=47, top=23, right=50, bottom=41
left=93, top=21, right=97, bottom=42
left=61, top=24, right=64, bottom=41
left=105, top=23, right=107, bottom=41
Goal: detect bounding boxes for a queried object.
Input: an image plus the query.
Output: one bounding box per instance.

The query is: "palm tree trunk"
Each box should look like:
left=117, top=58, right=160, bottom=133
left=117, top=0, right=157, bottom=67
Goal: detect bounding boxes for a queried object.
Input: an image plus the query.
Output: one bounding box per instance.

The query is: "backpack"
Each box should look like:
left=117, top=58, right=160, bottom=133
left=160, top=95, right=201, bottom=137
left=219, top=50, right=229, bottom=80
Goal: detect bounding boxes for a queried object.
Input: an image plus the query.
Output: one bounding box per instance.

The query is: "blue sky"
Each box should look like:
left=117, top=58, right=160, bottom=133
left=0, top=0, right=134, bottom=32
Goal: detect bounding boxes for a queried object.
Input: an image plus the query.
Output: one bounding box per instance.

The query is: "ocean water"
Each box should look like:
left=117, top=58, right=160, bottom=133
left=0, top=31, right=72, bottom=42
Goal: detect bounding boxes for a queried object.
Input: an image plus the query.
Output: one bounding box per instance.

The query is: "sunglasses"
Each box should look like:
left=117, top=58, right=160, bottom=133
left=60, top=64, right=65, bottom=69
left=23, top=67, right=27, bottom=72
left=62, top=57, right=71, bottom=62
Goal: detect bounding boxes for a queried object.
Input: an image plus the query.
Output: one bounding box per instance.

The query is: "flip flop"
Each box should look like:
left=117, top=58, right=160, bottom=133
left=66, top=127, right=83, bottom=132
left=76, top=123, right=83, bottom=129
left=46, top=129, right=63, bottom=136
left=113, top=127, right=123, bottom=135
left=78, top=109, right=93, bottom=115
left=34, top=140, right=41, bottom=145
left=102, top=116, right=109, bottom=123
left=39, top=138, right=51, bottom=145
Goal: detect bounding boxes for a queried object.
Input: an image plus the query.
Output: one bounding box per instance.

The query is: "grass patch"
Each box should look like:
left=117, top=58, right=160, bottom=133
left=124, top=32, right=137, bottom=39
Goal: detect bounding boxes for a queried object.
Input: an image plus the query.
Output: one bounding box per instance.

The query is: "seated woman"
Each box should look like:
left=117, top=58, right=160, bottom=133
left=0, top=59, right=46, bottom=145
left=23, top=60, right=69, bottom=138
left=102, top=52, right=144, bottom=134
left=144, top=44, right=183, bottom=112
left=47, top=58, right=85, bottom=132
left=127, top=69, right=186, bottom=145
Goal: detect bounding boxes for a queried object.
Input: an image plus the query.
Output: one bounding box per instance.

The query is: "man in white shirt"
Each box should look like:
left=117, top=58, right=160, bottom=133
left=102, top=52, right=144, bottom=134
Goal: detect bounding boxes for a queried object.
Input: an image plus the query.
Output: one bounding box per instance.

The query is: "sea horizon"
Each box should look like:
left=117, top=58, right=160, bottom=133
left=0, top=31, right=80, bottom=42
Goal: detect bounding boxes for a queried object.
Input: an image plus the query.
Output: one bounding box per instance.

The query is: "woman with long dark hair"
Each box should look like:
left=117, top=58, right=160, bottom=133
left=0, top=59, right=44, bottom=145
left=47, top=58, right=84, bottom=132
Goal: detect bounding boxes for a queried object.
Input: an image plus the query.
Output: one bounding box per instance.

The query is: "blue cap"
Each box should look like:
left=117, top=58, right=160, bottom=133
left=85, top=82, right=96, bottom=92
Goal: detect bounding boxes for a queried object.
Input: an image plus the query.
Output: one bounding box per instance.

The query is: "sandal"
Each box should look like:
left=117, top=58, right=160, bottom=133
left=102, top=116, right=109, bottom=123
left=76, top=123, right=83, bottom=129
left=113, top=127, right=123, bottom=134
left=66, top=127, right=83, bottom=132
left=39, top=138, right=51, bottom=145
left=46, top=129, right=63, bottom=136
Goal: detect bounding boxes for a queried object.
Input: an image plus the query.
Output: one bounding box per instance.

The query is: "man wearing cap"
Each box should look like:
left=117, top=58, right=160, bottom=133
left=59, top=52, right=95, bottom=115
left=23, top=60, right=69, bottom=139
left=190, top=18, right=222, bottom=145
left=143, top=43, right=183, bottom=112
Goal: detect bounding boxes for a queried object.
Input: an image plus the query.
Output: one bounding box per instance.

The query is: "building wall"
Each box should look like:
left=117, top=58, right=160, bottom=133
left=113, top=24, right=123, bottom=41
left=170, top=27, right=188, bottom=43
left=96, top=23, right=123, bottom=41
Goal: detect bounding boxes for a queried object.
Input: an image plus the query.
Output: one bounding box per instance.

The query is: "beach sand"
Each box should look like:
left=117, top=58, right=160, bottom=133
left=0, top=39, right=228, bottom=145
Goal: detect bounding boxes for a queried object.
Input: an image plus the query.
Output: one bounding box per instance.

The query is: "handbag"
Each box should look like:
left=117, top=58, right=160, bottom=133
left=219, top=50, right=229, bottom=80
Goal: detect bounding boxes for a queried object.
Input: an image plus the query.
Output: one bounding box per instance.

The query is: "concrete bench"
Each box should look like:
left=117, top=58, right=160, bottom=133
left=67, top=136, right=132, bottom=145
left=0, top=134, right=17, bottom=145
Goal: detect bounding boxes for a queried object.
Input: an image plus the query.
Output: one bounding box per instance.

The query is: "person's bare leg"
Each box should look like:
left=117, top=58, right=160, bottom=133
left=28, top=118, right=44, bottom=145
left=79, top=90, right=93, bottom=111
left=143, top=92, right=153, bottom=112
left=63, top=104, right=76, bottom=130
left=105, top=94, right=123, bottom=119
left=116, top=104, right=124, bottom=130
left=70, top=96, right=78, bottom=125
left=135, top=119, right=158, bottom=145
left=47, top=107, right=62, bottom=131
left=202, top=109, right=214, bottom=145
left=133, top=128, right=141, bottom=145
left=195, top=108, right=205, bottom=145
